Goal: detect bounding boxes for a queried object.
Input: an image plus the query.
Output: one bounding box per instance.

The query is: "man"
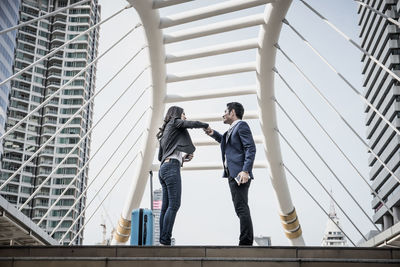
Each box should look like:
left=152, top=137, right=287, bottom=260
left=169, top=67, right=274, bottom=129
left=204, top=102, right=256, bottom=246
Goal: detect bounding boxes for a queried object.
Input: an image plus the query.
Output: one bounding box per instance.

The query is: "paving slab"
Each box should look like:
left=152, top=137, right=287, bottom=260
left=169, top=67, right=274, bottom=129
left=106, top=259, right=202, bottom=267
left=0, top=259, right=12, bottom=267
left=300, top=261, right=400, bottom=267
left=205, top=247, right=296, bottom=258
left=0, top=248, right=29, bottom=257
left=203, top=259, right=299, bottom=267
left=12, top=259, right=106, bottom=267
left=297, top=248, right=392, bottom=259
left=116, top=246, right=205, bottom=257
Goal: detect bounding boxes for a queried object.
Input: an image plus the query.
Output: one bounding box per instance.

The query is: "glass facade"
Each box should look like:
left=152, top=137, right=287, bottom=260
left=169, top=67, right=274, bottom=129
left=0, top=0, right=101, bottom=245
left=0, top=0, right=21, bottom=155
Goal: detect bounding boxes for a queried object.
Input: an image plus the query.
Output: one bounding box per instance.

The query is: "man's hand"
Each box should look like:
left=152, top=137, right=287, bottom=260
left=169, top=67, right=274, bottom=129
left=183, top=153, right=194, bottom=162
left=204, top=126, right=214, bottom=136
left=238, top=171, right=250, bottom=184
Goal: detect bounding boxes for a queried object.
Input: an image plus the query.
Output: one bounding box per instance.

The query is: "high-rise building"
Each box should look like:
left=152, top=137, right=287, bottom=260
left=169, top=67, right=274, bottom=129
left=152, top=188, right=162, bottom=245
left=321, top=196, right=347, bottom=247
left=0, top=0, right=100, bottom=245
left=358, top=0, right=400, bottom=230
left=0, top=0, right=21, bottom=155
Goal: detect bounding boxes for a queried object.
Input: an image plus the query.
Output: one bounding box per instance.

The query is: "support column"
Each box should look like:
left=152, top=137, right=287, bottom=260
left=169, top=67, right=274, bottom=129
left=113, top=0, right=166, bottom=244
left=383, top=214, right=393, bottom=230
left=256, top=0, right=304, bottom=245
left=393, top=206, right=400, bottom=224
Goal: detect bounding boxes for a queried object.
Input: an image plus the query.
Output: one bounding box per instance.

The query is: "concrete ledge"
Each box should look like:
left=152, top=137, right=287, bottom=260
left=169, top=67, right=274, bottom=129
left=205, top=247, right=297, bottom=258
left=360, top=221, right=400, bottom=247
left=0, top=246, right=399, bottom=259
left=1, top=257, right=400, bottom=267
left=297, top=248, right=393, bottom=259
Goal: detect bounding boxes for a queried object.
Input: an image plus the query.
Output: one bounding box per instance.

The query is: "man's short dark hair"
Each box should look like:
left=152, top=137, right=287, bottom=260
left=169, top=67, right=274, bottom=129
left=227, top=102, right=244, bottom=120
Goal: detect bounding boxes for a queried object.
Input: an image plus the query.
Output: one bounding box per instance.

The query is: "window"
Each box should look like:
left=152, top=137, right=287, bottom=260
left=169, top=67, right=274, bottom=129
left=30, top=95, right=42, bottom=103
left=61, top=127, right=80, bottom=135
left=38, top=30, right=49, bottom=38
left=69, top=17, right=89, bottom=23
left=37, top=39, right=48, bottom=48
left=39, top=21, right=50, bottom=30
left=64, top=61, right=86, bottom=67
left=67, top=43, right=87, bottom=50
left=59, top=117, right=81, bottom=124
left=56, top=158, right=78, bottom=165
left=69, top=8, right=90, bottom=15
left=56, top=168, right=77, bottom=175
left=36, top=48, right=46, bottom=56
left=68, top=25, right=89, bottom=32
left=20, top=187, right=32, bottom=194
left=62, top=99, right=83, bottom=105
left=66, top=52, right=87, bottom=58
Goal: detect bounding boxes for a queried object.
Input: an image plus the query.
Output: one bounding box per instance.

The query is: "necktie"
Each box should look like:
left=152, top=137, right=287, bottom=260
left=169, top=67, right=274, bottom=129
left=226, top=127, right=233, bottom=143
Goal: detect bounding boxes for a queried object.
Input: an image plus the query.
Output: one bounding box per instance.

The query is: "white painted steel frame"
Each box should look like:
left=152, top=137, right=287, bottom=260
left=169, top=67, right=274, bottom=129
left=116, top=0, right=304, bottom=245
left=114, top=0, right=167, bottom=244
left=159, top=0, right=274, bottom=29
left=256, top=0, right=304, bottom=245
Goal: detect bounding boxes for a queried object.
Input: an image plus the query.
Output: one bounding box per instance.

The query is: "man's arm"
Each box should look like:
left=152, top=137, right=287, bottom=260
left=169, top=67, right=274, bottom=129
left=237, top=122, right=256, bottom=173
left=204, top=126, right=222, bottom=143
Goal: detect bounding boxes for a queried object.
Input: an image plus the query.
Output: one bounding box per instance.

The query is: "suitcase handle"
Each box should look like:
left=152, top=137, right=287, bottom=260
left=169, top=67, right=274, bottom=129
left=143, top=215, right=147, bottom=245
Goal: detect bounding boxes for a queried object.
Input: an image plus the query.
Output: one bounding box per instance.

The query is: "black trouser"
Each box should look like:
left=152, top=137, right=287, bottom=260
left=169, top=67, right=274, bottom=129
left=228, top=177, right=253, bottom=246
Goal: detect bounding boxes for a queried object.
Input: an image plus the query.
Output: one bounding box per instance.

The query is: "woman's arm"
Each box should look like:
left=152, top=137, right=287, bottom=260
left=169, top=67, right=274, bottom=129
left=158, top=142, right=163, bottom=162
left=173, top=118, right=209, bottom=129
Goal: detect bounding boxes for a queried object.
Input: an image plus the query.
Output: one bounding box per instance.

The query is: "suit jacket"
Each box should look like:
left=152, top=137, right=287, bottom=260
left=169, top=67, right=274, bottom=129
left=211, top=120, right=256, bottom=179
left=158, top=118, right=209, bottom=164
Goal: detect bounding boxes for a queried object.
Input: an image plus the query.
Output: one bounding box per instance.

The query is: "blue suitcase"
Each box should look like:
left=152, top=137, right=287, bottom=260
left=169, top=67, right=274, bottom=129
left=130, top=208, right=153, bottom=246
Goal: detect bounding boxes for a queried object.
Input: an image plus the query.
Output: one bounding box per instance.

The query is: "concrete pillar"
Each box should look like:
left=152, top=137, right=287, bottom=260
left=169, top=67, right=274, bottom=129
left=383, top=214, right=393, bottom=230
left=393, top=206, right=400, bottom=224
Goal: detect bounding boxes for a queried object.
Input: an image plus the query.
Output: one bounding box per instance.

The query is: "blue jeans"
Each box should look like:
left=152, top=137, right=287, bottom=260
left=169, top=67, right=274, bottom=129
left=158, top=159, right=181, bottom=245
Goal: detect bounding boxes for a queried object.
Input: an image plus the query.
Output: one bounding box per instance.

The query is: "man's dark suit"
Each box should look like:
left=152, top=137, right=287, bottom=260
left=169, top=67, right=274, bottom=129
left=210, top=120, right=256, bottom=245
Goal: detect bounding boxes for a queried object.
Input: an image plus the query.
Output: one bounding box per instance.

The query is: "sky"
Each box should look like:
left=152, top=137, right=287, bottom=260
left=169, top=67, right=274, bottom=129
left=82, top=0, right=374, bottom=246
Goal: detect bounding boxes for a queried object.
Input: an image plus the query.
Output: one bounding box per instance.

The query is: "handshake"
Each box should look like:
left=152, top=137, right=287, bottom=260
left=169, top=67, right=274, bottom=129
left=203, top=126, right=213, bottom=136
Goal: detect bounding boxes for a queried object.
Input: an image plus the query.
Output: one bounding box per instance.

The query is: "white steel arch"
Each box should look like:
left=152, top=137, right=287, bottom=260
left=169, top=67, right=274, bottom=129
left=113, top=0, right=167, bottom=244
left=257, top=0, right=304, bottom=245
left=113, top=0, right=304, bottom=245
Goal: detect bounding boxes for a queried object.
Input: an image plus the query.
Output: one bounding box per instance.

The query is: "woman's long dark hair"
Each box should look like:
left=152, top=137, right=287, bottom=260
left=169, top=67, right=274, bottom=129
left=156, top=106, right=184, bottom=139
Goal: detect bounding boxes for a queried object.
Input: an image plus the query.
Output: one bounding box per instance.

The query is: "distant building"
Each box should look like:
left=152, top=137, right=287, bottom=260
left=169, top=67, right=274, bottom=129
left=254, top=236, right=271, bottom=246
left=321, top=195, right=347, bottom=246
left=358, top=0, right=400, bottom=230
left=152, top=188, right=162, bottom=245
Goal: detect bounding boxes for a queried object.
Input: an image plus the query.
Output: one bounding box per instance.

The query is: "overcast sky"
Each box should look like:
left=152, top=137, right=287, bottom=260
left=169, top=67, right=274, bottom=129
left=83, top=0, right=372, bottom=246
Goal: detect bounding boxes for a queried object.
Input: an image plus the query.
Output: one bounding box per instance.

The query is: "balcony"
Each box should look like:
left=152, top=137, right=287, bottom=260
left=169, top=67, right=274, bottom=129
left=47, top=72, right=61, bottom=80
left=48, top=65, right=63, bottom=72
left=43, top=118, right=57, bottom=125
left=18, top=36, right=36, bottom=45
left=51, top=34, right=65, bottom=43
left=9, top=104, right=28, bottom=112
left=53, top=26, right=66, bottom=34
left=47, top=81, right=61, bottom=88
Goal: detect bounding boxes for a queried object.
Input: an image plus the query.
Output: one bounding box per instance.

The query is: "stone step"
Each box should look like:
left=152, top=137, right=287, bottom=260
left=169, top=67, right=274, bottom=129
left=0, top=246, right=399, bottom=260
left=1, top=256, right=400, bottom=267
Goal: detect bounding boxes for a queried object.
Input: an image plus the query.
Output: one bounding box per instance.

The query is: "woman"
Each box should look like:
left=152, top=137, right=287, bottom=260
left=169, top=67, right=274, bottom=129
left=156, top=106, right=209, bottom=245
